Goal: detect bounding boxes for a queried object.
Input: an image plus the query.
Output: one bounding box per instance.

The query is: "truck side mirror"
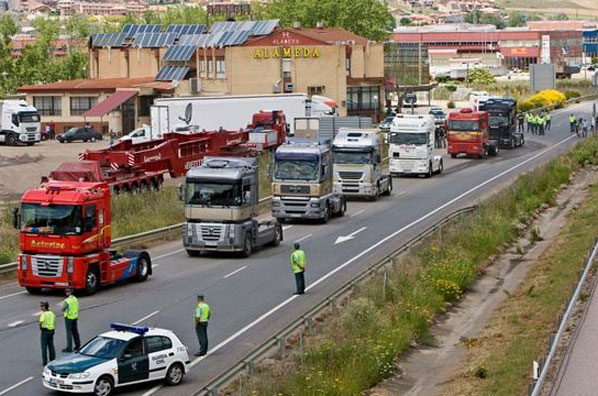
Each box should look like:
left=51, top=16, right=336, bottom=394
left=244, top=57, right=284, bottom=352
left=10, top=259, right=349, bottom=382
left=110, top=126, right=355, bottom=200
left=12, top=207, right=20, bottom=229
left=177, top=184, right=183, bottom=201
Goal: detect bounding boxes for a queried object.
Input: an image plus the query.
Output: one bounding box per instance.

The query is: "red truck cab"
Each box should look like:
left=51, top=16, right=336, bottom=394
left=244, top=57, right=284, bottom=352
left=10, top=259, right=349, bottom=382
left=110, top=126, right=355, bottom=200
left=14, top=162, right=151, bottom=294
left=447, top=108, right=498, bottom=158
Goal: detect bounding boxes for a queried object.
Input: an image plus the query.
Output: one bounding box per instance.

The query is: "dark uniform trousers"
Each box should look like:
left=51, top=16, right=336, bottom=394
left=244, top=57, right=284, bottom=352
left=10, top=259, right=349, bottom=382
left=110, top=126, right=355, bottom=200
left=196, top=322, right=209, bottom=356
left=295, top=271, right=305, bottom=294
left=41, top=329, right=56, bottom=365
left=65, top=318, right=81, bottom=350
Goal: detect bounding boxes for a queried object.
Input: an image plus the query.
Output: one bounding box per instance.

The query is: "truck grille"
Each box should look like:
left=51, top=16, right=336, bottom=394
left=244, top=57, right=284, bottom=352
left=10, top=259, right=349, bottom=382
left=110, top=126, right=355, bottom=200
left=338, top=171, right=363, bottom=180
left=31, top=256, right=63, bottom=277
left=200, top=225, right=223, bottom=241
left=281, top=185, right=310, bottom=194
left=26, top=127, right=37, bottom=132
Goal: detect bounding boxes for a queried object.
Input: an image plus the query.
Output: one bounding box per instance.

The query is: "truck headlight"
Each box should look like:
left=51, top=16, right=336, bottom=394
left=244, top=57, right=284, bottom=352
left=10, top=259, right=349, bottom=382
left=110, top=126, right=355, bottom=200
left=186, top=223, right=193, bottom=235
left=67, top=257, right=74, bottom=274
left=272, top=201, right=280, bottom=207
left=68, top=372, right=90, bottom=380
left=310, top=202, right=320, bottom=208
left=228, top=225, right=235, bottom=239
left=20, top=255, right=28, bottom=271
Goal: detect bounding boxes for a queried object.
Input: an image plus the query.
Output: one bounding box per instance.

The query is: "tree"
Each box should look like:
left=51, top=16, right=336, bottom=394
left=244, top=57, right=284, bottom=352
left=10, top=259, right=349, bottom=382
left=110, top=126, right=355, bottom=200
left=400, top=17, right=412, bottom=26
left=0, top=14, right=18, bottom=97
left=508, top=11, right=527, bottom=27
left=591, top=57, right=598, bottom=65
left=465, top=10, right=505, bottom=29
left=552, top=13, right=569, bottom=21
left=253, top=0, right=395, bottom=41
left=467, top=68, right=494, bottom=86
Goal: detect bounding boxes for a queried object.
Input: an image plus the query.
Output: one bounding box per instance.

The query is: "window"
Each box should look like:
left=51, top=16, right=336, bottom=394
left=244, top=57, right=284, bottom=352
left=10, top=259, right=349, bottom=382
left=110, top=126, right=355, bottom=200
left=33, top=96, right=61, bottom=116
left=83, top=204, right=96, bottom=232
left=346, top=86, right=380, bottom=111
left=138, top=96, right=156, bottom=117
left=216, top=59, right=226, bottom=79
left=282, top=59, right=292, bottom=79
left=345, top=57, right=351, bottom=76
left=145, top=336, right=172, bottom=354
left=123, top=337, right=144, bottom=357
left=70, top=97, right=97, bottom=116
left=208, top=60, right=213, bottom=78
left=308, top=86, right=325, bottom=95
left=199, top=60, right=206, bottom=78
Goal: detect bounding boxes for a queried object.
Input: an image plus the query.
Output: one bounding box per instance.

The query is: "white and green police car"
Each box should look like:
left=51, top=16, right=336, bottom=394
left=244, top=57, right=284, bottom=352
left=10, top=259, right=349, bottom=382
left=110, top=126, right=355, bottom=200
left=42, top=323, right=190, bottom=396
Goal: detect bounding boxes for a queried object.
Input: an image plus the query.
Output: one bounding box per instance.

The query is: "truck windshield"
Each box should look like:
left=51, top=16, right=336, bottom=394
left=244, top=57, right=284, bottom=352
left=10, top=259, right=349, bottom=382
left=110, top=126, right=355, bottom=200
left=489, top=116, right=509, bottom=127
left=333, top=150, right=372, bottom=164
left=186, top=182, right=240, bottom=207
left=389, top=132, right=428, bottom=145
left=19, top=112, right=40, bottom=123
left=21, top=204, right=82, bottom=235
left=448, top=120, right=479, bottom=131
left=79, top=336, right=126, bottom=359
left=274, top=159, right=319, bottom=181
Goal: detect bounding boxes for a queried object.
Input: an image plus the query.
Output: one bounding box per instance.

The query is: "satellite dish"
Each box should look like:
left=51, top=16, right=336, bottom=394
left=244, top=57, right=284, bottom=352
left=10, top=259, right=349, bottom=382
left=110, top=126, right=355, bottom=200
left=179, top=103, right=192, bottom=125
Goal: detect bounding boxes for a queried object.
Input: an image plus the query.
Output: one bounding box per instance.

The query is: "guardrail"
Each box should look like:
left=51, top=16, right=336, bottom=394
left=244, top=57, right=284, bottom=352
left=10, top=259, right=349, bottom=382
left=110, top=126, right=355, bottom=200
left=528, top=237, right=598, bottom=396
left=0, top=195, right=275, bottom=275
left=192, top=205, right=477, bottom=396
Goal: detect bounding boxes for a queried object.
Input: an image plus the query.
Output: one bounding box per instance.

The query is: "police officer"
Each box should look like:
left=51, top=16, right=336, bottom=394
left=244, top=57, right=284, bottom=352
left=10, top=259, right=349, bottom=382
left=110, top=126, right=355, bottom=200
left=194, top=295, right=210, bottom=357
left=39, top=301, right=56, bottom=366
left=545, top=112, right=551, bottom=131
left=569, top=114, right=577, bottom=133
left=61, top=288, right=80, bottom=352
left=525, top=112, right=532, bottom=133
left=517, top=113, right=524, bottom=133
left=290, top=242, right=306, bottom=295
left=538, top=113, right=545, bottom=136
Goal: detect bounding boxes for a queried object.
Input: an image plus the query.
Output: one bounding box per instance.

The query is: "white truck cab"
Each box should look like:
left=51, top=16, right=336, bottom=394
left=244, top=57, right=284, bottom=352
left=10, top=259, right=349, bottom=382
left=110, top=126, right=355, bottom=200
left=389, top=114, right=443, bottom=178
left=332, top=129, right=392, bottom=198
left=0, top=99, right=41, bottom=145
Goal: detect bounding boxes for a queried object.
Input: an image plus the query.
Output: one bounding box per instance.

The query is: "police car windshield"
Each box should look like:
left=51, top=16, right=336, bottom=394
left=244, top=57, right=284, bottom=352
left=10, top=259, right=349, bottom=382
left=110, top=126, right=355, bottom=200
left=79, top=336, right=126, bottom=359
left=21, top=204, right=82, bottom=235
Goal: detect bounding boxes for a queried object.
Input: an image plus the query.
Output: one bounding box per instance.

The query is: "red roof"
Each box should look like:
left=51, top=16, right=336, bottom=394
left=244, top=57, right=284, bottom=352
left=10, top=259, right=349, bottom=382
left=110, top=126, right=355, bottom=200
left=83, top=90, right=137, bottom=117
left=18, top=77, right=158, bottom=93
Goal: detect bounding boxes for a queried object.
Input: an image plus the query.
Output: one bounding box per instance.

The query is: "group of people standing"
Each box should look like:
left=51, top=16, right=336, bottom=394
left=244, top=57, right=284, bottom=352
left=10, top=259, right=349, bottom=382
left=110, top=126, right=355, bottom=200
left=39, top=288, right=80, bottom=366
left=519, top=112, right=551, bottom=135
left=569, top=114, right=597, bottom=138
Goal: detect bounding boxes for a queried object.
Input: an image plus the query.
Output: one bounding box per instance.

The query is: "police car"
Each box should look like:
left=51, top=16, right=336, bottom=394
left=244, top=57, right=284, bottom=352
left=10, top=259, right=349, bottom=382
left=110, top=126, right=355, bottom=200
left=42, top=323, right=190, bottom=396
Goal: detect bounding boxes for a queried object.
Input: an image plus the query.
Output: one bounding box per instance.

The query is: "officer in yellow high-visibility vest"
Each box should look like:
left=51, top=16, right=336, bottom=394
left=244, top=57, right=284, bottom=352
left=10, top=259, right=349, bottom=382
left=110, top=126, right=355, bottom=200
left=545, top=112, right=552, bottom=131
left=290, top=242, right=306, bottom=295
left=193, top=295, right=211, bottom=357
left=569, top=114, right=577, bottom=133
left=61, top=288, right=80, bottom=352
left=39, top=301, right=56, bottom=366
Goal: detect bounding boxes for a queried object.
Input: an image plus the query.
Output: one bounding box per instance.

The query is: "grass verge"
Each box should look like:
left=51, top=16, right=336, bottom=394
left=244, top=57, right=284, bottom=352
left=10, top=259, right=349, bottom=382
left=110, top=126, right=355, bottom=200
left=439, top=182, right=598, bottom=396
left=241, top=136, right=598, bottom=396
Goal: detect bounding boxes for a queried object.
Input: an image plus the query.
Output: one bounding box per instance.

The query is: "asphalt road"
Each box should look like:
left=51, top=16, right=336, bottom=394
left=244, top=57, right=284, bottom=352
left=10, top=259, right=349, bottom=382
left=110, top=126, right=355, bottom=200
left=0, top=101, right=596, bottom=396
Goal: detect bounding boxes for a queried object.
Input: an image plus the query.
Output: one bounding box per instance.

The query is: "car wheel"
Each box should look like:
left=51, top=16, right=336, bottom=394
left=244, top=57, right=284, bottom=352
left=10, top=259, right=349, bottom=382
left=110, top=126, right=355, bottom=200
left=241, top=233, right=253, bottom=257
left=135, top=254, right=150, bottom=282
left=165, top=363, right=184, bottom=386
left=94, top=375, right=114, bottom=396
left=25, top=286, right=42, bottom=294
left=84, top=266, right=100, bottom=295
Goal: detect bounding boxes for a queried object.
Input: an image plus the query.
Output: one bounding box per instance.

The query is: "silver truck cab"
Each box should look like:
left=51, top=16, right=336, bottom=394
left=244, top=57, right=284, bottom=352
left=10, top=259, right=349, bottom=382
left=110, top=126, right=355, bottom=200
left=182, top=157, right=282, bottom=257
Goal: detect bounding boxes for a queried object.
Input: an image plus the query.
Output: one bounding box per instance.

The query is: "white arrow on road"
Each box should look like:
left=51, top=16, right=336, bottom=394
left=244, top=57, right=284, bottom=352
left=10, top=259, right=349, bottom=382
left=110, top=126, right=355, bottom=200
left=334, top=227, right=367, bottom=244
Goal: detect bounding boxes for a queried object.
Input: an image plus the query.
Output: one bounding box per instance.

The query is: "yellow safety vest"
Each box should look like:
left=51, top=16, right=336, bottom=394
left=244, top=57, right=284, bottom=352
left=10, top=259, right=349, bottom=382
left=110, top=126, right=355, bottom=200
left=40, top=311, right=55, bottom=330
left=64, top=295, right=79, bottom=320
left=195, top=302, right=210, bottom=323
left=569, top=115, right=576, bottom=123
left=546, top=114, right=551, bottom=121
left=290, top=250, right=306, bottom=273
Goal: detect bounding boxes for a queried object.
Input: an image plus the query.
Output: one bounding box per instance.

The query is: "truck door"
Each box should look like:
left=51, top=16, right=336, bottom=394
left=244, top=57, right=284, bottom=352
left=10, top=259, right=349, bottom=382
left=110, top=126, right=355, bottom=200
left=118, top=337, right=149, bottom=384
left=83, top=204, right=98, bottom=251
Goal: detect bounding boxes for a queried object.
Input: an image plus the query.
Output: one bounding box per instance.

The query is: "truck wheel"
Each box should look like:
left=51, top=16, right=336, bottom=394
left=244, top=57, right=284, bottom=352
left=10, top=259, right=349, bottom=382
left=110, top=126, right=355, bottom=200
left=241, top=233, right=253, bottom=257
left=268, top=225, right=282, bottom=247
left=510, top=138, right=515, bottom=149
left=135, top=254, right=150, bottom=282
left=340, top=197, right=347, bottom=215
left=320, top=203, right=330, bottom=223
left=382, top=178, right=392, bottom=196
left=450, top=153, right=457, bottom=159
left=437, top=159, right=444, bottom=174
left=84, top=266, right=100, bottom=295
left=6, top=134, right=17, bottom=146
left=425, top=163, right=433, bottom=178
left=26, top=142, right=34, bottom=146
left=490, top=145, right=499, bottom=157
left=25, top=286, right=42, bottom=294
left=186, top=249, right=201, bottom=257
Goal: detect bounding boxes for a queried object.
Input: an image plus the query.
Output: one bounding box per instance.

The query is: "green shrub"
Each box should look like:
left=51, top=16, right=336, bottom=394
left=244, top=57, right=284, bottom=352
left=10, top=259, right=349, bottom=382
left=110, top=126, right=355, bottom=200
left=446, top=84, right=457, bottom=92
left=564, top=89, right=581, bottom=100
left=467, top=68, right=495, bottom=85
left=447, top=100, right=455, bottom=109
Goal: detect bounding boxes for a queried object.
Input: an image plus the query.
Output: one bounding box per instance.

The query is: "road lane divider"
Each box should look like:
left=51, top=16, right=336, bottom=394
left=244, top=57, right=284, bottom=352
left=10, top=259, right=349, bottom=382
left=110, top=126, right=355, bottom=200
left=7, top=320, right=24, bottom=328
left=223, top=266, right=247, bottom=279
left=0, top=376, right=34, bottom=396
left=294, top=234, right=312, bottom=243
left=350, top=209, right=365, bottom=218
left=132, top=310, right=160, bottom=325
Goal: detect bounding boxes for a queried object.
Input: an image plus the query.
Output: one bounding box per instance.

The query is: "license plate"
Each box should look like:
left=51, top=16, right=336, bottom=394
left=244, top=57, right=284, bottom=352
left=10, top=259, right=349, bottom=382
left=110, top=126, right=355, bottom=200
left=205, top=242, right=217, bottom=247
left=49, top=378, right=56, bottom=385
left=57, top=379, right=65, bottom=385
left=290, top=214, right=302, bottom=218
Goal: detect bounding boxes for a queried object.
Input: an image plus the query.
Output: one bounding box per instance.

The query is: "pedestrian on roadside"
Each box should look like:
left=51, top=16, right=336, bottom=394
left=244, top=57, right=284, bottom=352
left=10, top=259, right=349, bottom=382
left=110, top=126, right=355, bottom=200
left=193, top=295, right=210, bottom=357
left=569, top=114, right=577, bottom=133
left=44, top=124, right=51, bottom=141
left=517, top=113, right=524, bottom=133
left=525, top=112, right=532, bottom=133
left=545, top=112, right=551, bottom=131
left=49, top=122, right=56, bottom=139
left=290, top=242, right=306, bottom=295
left=61, top=288, right=80, bottom=353
left=39, top=301, right=56, bottom=366
left=538, top=113, right=545, bottom=136
left=439, top=126, right=446, bottom=148
left=581, top=118, right=589, bottom=138
left=531, top=114, right=537, bottom=135
left=591, top=116, right=597, bottom=135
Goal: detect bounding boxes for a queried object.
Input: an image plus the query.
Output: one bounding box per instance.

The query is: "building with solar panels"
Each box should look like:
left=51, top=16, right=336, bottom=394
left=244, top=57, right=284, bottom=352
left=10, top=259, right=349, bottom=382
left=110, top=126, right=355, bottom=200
left=18, top=20, right=384, bottom=135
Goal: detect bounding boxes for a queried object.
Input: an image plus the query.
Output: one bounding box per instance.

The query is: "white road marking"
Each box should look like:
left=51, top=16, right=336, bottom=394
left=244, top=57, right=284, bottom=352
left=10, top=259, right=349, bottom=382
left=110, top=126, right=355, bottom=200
left=153, top=263, right=160, bottom=269
left=0, top=291, right=26, bottom=301
left=137, top=134, right=577, bottom=396
left=7, top=320, right=24, bottom=328
left=282, top=225, right=293, bottom=231
left=350, top=209, right=365, bottom=218
left=334, top=227, right=368, bottom=244
left=223, top=265, right=247, bottom=279
left=153, top=248, right=185, bottom=261
left=132, top=310, right=160, bottom=325
left=0, top=376, right=34, bottom=396
left=295, top=234, right=312, bottom=243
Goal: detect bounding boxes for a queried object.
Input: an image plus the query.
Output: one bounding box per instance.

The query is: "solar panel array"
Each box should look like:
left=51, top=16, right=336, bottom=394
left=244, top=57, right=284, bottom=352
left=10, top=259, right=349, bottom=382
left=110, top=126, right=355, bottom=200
left=122, top=24, right=161, bottom=37
left=163, top=45, right=196, bottom=62
left=177, top=30, right=251, bottom=48
left=208, top=20, right=278, bottom=36
left=133, top=33, right=177, bottom=48
left=165, top=24, right=205, bottom=37
left=90, top=33, right=127, bottom=48
left=155, top=65, right=190, bottom=81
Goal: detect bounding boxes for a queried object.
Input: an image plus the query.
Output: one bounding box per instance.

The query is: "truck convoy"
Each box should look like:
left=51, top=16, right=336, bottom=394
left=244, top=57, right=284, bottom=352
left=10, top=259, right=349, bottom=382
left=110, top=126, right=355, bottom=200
left=446, top=108, right=498, bottom=159
left=479, top=98, right=523, bottom=149
left=389, top=114, right=444, bottom=177
left=13, top=161, right=152, bottom=295
left=272, top=137, right=345, bottom=223
left=332, top=129, right=392, bottom=198
left=181, top=157, right=282, bottom=257
left=0, top=99, right=41, bottom=146
left=152, top=94, right=337, bottom=136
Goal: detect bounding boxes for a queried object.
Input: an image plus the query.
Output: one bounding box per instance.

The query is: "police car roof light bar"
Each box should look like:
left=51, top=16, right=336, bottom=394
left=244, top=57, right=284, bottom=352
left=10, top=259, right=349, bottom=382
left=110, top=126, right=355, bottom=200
left=110, top=323, right=149, bottom=334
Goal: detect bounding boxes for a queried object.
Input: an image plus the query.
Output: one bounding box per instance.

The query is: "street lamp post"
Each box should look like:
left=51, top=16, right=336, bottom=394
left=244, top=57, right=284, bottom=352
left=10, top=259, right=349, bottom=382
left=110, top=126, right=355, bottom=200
left=373, top=94, right=379, bottom=124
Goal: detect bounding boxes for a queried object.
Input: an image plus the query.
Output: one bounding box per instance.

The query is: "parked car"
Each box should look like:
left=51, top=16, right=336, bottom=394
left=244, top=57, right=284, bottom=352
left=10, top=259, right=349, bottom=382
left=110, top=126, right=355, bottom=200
left=378, top=116, right=395, bottom=132
left=58, top=127, right=103, bottom=143
left=429, top=107, right=447, bottom=124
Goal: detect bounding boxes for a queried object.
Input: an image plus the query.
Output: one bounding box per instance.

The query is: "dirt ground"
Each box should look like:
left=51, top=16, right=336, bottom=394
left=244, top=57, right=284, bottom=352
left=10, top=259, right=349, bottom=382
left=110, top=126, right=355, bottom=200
left=368, top=168, right=597, bottom=396
left=0, top=139, right=107, bottom=201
